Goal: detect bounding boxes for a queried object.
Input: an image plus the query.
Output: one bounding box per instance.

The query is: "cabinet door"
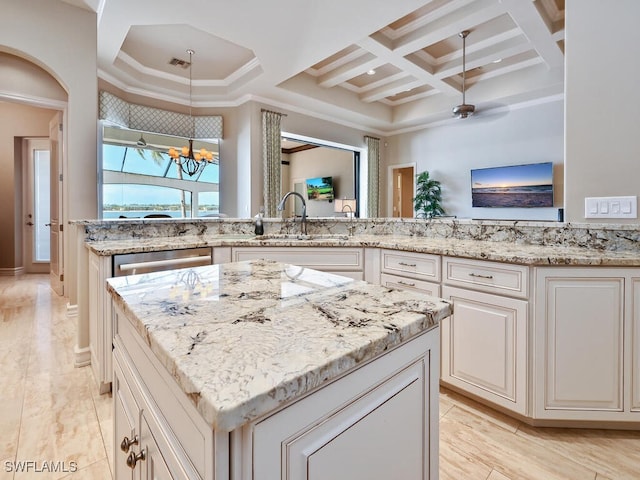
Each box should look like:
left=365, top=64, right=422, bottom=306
left=633, top=278, right=640, bottom=412
left=252, top=331, right=439, bottom=480
left=534, top=272, right=624, bottom=420
left=140, top=414, right=173, bottom=480
left=441, top=285, right=527, bottom=415
left=113, top=363, right=140, bottom=480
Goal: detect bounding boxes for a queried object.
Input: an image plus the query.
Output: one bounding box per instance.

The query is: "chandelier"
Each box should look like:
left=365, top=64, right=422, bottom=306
left=168, top=49, right=215, bottom=176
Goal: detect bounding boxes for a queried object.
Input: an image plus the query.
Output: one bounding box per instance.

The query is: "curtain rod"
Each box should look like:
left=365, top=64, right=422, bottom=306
left=261, top=108, right=288, bottom=117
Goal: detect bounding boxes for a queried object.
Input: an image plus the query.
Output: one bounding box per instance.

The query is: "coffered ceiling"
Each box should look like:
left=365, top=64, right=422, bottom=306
left=69, top=0, right=565, bottom=134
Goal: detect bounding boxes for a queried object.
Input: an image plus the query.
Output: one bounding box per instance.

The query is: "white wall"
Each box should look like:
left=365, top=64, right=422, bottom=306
left=384, top=100, right=564, bottom=220
left=1, top=0, right=97, bottom=364
left=1, top=0, right=97, bottom=306
left=288, top=147, right=355, bottom=217
left=565, top=0, right=640, bottom=223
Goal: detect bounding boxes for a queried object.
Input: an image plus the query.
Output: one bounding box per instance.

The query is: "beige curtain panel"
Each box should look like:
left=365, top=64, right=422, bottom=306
left=262, top=110, right=284, bottom=217
left=366, top=135, right=380, bottom=218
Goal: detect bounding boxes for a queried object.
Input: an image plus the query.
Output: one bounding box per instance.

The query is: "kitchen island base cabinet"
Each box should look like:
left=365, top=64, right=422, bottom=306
left=250, top=332, right=439, bottom=480
left=113, top=302, right=441, bottom=480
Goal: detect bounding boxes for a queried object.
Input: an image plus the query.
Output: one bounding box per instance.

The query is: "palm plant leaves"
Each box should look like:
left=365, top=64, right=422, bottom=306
left=413, top=171, right=445, bottom=218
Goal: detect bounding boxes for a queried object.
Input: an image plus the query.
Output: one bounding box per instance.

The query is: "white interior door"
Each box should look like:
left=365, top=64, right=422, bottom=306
left=23, top=138, right=51, bottom=273
left=49, top=113, right=64, bottom=295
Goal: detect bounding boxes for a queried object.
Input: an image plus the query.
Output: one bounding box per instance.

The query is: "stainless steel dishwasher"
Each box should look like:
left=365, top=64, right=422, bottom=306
left=112, top=247, right=213, bottom=276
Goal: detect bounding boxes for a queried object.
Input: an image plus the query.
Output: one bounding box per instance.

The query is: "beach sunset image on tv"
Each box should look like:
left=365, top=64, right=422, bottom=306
left=471, top=162, right=554, bottom=208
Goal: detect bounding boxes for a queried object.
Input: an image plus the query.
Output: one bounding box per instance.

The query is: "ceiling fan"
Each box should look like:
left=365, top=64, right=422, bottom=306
left=452, top=30, right=475, bottom=119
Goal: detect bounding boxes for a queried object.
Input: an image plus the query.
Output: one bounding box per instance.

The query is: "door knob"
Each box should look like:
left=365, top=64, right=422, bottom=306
left=45, top=223, right=51, bottom=227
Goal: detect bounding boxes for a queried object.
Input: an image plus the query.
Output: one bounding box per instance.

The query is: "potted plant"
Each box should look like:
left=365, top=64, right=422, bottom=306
left=413, top=171, right=445, bottom=218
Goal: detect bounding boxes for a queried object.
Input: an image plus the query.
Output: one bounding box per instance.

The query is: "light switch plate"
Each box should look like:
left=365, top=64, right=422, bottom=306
left=585, top=196, right=637, bottom=219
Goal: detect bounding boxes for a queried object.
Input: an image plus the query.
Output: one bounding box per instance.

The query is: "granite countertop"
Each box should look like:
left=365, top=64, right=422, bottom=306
left=106, top=259, right=452, bottom=432
left=87, top=233, right=640, bottom=266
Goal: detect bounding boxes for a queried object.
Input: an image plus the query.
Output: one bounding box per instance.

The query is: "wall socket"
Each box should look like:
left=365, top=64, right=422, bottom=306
left=584, top=196, right=637, bottom=219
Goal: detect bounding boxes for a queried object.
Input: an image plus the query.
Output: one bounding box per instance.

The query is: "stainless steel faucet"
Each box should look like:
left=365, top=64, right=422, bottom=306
left=277, top=191, right=307, bottom=235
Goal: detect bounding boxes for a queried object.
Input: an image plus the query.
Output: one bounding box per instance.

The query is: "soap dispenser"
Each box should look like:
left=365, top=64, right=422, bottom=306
left=254, top=206, right=265, bottom=236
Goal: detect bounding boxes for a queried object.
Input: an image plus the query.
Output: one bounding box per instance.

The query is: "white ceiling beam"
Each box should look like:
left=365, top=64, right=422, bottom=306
left=498, top=0, right=565, bottom=69
left=391, top=0, right=507, bottom=56
left=317, top=53, right=380, bottom=88
left=358, top=36, right=459, bottom=95
left=360, top=77, right=423, bottom=103
left=435, top=36, right=534, bottom=79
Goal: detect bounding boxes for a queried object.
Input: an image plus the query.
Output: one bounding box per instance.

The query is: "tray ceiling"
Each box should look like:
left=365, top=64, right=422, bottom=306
left=89, top=0, right=565, bottom=134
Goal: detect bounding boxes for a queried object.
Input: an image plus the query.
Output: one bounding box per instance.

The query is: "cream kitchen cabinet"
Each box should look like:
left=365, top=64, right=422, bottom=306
left=633, top=277, right=640, bottom=413
left=231, top=246, right=364, bottom=280
left=441, top=257, right=529, bottom=416
left=533, top=267, right=640, bottom=422
left=250, top=331, right=440, bottom=480
left=379, top=249, right=441, bottom=297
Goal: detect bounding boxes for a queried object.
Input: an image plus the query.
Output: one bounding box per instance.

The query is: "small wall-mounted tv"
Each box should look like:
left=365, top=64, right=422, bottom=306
left=306, top=176, right=334, bottom=201
left=471, top=162, right=554, bottom=208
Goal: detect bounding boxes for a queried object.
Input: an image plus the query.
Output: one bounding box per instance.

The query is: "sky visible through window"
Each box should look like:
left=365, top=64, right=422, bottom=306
left=102, top=143, right=219, bottom=217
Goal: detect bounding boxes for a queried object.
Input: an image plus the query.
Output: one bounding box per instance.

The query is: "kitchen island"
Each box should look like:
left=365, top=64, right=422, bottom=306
left=107, top=259, right=452, bottom=479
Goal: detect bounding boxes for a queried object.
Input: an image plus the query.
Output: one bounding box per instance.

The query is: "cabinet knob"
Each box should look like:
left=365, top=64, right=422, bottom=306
left=120, top=435, right=138, bottom=453
left=126, top=450, right=146, bottom=469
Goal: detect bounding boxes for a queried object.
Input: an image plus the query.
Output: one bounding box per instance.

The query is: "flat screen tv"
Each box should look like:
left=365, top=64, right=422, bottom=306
left=306, top=176, right=334, bottom=201
left=471, top=162, right=554, bottom=208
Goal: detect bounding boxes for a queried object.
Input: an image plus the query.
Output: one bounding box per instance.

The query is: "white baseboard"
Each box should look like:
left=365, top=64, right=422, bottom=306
left=74, top=344, right=91, bottom=368
left=66, top=303, right=78, bottom=317
left=0, top=267, right=25, bottom=276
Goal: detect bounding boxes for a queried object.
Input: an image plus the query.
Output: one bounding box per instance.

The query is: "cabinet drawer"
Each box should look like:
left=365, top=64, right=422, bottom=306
left=443, top=257, right=528, bottom=298
left=232, top=247, right=363, bottom=271
left=380, top=273, right=441, bottom=297
left=381, top=249, right=441, bottom=282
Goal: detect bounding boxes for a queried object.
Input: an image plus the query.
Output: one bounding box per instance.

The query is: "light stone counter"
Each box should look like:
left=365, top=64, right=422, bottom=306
left=106, top=259, right=452, bottom=432
left=88, top=233, right=640, bottom=266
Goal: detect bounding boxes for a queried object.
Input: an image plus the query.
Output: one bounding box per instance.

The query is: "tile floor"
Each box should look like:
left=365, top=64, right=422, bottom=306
left=2, top=274, right=640, bottom=479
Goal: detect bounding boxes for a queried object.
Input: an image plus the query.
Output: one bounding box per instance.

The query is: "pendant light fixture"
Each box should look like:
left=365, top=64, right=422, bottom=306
left=452, top=30, right=475, bottom=119
left=168, top=49, right=215, bottom=176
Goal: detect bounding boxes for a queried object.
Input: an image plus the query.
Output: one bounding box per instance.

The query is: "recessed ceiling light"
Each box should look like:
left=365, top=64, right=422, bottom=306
left=492, top=58, right=503, bottom=63
left=367, top=69, right=376, bottom=75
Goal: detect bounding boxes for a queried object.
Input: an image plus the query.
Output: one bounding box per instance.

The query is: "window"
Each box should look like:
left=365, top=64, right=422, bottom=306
left=101, top=126, right=220, bottom=218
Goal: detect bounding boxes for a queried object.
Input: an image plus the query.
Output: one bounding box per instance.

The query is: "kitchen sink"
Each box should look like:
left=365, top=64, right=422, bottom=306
left=255, top=233, right=350, bottom=241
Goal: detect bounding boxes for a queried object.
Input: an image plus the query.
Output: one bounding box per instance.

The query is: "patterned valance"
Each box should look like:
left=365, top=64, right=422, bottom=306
left=98, top=91, right=223, bottom=139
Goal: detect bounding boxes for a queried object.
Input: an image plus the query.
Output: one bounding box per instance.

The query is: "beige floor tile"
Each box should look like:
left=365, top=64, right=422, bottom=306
left=440, top=387, right=521, bottom=433
left=516, top=423, right=640, bottom=480
left=488, top=469, right=514, bottom=480
left=91, top=388, right=114, bottom=475
left=15, top=368, right=106, bottom=478
left=0, top=379, right=25, bottom=463
left=59, top=458, right=112, bottom=480
left=440, top=405, right=598, bottom=480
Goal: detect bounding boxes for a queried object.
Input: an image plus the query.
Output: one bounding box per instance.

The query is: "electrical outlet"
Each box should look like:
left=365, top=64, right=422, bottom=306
left=584, top=196, right=637, bottom=219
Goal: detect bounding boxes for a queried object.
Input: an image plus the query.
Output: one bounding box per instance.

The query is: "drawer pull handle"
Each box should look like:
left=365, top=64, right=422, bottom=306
left=126, top=450, right=146, bottom=469
left=469, top=272, right=494, bottom=279
left=398, top=280, right=416, bottom=287
left=120, top=435, right=138, bottom=453
left=398, top=262, right=417, bottom=267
